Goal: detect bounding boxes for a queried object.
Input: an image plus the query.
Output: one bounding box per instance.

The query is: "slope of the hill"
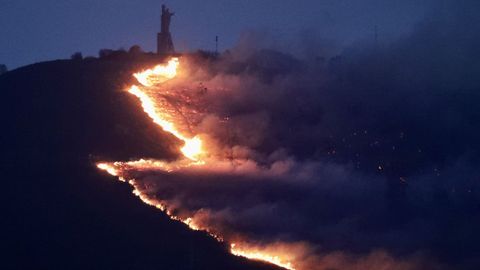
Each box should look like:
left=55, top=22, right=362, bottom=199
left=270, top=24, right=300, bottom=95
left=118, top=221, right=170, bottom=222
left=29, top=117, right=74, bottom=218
left=0, top=56, right=281, bottom=270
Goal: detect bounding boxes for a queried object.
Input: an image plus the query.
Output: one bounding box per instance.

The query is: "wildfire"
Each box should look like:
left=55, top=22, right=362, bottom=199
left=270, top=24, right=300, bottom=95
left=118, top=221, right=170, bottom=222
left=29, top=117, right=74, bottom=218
left=230, top=243, right=295, bottom=270
left=127, top=58, right=203, bottom=161
left=180, top=135, right=203, bottom=161
left=96, top=163, right=118, bottom=176
left=134, top=57, right=179, bottom=87
left=96, top=57, right=295, bottom=270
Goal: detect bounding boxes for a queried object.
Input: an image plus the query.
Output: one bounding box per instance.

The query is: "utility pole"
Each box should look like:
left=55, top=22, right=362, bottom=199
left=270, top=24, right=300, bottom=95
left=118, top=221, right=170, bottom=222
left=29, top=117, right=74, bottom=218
left=215, top=36, right=219, bottom=55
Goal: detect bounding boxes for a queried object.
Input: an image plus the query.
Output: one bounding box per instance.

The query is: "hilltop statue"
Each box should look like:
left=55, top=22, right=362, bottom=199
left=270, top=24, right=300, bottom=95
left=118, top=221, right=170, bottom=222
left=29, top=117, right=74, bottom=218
left=157, top=4, right=175, bottom=55
left=161, top=5, right=174, bottom=34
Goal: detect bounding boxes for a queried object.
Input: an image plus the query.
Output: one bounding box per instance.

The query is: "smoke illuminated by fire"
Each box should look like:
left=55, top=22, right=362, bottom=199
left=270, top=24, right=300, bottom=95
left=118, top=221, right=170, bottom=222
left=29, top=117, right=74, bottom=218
left=97, top=58, right=295, bottom=269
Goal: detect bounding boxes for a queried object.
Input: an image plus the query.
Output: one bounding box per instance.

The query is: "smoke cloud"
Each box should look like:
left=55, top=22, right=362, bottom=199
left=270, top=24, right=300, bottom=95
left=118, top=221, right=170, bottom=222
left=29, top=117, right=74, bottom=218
left=106, top=2, right=480, bottom=269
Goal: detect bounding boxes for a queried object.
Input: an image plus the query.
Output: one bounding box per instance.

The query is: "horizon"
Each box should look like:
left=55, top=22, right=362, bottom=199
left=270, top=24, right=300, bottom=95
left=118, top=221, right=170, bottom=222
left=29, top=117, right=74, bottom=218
left=1, top=0, right=435, bottom=69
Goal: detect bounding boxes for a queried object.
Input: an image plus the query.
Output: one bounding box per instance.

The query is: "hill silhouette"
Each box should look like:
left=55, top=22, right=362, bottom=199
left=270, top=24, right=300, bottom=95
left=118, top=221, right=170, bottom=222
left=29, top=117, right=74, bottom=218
left=0, top=55, right=282, bottom=270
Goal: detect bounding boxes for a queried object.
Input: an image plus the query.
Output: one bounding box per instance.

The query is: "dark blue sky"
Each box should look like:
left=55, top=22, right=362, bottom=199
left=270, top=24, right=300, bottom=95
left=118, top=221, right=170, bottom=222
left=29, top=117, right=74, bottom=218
left=1, top=0, right=434, bottom=69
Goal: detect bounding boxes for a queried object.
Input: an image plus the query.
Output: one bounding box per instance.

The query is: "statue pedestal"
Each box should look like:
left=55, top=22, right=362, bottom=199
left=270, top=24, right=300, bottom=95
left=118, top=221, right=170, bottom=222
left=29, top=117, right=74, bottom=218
left=157, top=32, right=175, bottom=55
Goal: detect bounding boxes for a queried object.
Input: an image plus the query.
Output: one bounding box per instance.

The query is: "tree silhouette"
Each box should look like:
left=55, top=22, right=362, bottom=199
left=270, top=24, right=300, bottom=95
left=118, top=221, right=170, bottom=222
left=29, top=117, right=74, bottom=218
left=0, top=64, right=7, bottom=74
left=70, top=52, right=83, bottom=61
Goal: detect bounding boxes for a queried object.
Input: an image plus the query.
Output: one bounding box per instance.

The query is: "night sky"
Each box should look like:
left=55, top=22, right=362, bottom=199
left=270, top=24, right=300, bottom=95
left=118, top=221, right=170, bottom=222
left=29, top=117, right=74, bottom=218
left=1, top=0, right=433, bottom=69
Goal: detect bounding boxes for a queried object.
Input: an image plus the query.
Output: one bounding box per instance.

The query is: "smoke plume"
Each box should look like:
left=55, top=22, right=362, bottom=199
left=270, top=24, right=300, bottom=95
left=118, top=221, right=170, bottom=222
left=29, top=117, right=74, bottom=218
left=100, top=2, right=480, bottom=269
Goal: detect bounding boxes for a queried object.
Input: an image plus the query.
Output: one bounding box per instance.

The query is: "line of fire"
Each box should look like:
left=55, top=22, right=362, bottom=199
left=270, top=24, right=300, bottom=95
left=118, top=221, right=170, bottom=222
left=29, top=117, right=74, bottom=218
left=95, top=4, right=296, bottom=270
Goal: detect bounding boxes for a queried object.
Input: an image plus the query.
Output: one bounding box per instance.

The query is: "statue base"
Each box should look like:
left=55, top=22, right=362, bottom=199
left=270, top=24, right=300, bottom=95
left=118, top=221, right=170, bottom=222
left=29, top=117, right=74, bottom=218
left=157, top=32, right=175, bottom=55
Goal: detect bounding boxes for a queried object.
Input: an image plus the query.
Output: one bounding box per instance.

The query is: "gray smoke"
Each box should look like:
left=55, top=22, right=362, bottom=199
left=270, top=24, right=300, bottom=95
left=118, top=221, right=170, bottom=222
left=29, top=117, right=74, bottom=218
left=123, top=1, right=480, bottom=269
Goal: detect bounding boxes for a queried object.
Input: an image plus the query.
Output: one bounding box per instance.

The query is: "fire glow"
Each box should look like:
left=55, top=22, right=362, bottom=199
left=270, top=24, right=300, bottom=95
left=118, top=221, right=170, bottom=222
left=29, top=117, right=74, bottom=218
left=128, top=58, right=203, bottom=161
left=97, top=58, right=295, bottom=270
left=230, top=243, right=295, bottom=270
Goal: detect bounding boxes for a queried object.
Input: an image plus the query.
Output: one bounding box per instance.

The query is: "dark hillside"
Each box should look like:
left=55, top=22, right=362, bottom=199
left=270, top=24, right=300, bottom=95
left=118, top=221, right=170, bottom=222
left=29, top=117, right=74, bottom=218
left=0, top=57, right=280, bottom=270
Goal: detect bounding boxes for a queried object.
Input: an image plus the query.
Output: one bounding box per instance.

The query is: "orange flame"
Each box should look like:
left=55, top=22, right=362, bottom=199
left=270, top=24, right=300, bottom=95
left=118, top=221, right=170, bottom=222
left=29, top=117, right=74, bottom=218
left=134, top=57, right=179, bottom=87
left=230, top=243, right=295, bottom=270
left=96, top=163, right=118, bottom=176
left=127, top=58, right=203, bottom=161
